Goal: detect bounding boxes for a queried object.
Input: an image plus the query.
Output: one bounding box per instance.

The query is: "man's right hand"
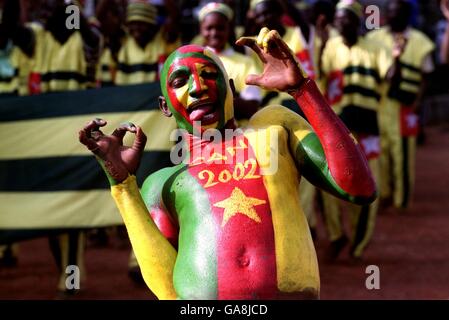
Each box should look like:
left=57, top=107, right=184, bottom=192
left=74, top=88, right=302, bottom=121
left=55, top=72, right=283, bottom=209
left=78, top=119, right=147, bottom=184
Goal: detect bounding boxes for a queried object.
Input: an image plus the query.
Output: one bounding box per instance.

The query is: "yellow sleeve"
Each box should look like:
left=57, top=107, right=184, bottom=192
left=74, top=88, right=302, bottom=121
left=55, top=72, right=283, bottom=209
left=111, top=175, right=177, bottom=300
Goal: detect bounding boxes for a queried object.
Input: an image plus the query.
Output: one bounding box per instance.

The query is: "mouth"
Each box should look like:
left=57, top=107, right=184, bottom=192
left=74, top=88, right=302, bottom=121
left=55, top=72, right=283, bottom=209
left=188, top=100, right=219, bottom=125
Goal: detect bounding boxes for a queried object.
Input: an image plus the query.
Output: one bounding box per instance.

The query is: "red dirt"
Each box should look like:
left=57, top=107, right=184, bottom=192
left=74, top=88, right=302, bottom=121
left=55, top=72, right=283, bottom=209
left=1, top=126, right=449, bottom=300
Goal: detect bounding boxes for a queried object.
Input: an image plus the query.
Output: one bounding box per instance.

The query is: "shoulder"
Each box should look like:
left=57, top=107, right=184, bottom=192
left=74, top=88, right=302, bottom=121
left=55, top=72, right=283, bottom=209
left=409, top=28, right=435, bottom=51
left=366, top=27, right=389, bottom=40
left=249, top=105, right=309, bottom=129
left=141, top=165, right=183, bottom=198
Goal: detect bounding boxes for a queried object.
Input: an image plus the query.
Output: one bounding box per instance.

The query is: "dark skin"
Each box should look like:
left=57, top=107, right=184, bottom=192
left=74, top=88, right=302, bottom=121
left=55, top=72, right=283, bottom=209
left=252, top=1, right=286, bottom=38
left=0, top=0, right=34, bottom=57
left=79, top=29, right=307, bottom=185
left=128, top=21, right=159, bottom=49
left=310, top=0, right=335, bottom=78
left=386, top=0, right=412, bottom=33
left=200, top=12, right=259, bottom=119
left=44, top=0, right=99, bottom=47
left=96, top=0, right=126, bottom=60
left=385, top=0, right=427, bottom=113
left=334, top=9, right=359, bottom=48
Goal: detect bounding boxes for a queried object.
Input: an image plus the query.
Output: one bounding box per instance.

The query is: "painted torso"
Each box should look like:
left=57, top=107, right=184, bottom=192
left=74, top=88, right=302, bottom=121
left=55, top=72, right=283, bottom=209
left=145, top=114, right=319, bottom=299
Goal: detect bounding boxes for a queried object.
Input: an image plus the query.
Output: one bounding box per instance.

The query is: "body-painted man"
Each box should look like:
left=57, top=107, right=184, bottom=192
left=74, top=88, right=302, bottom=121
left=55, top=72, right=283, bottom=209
left=79, top=28, right=376, bottom=300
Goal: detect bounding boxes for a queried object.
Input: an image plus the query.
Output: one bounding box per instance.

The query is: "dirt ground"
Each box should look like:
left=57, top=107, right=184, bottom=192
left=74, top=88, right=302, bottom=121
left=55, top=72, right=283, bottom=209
left=1, top=126, right=449, bottom=300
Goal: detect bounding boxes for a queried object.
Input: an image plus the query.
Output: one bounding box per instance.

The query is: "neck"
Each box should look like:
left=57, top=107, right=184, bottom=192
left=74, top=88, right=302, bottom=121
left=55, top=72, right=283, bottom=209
left=184, top=118, right=238, bottom=150
left=343, top=33, right=358, bottom=47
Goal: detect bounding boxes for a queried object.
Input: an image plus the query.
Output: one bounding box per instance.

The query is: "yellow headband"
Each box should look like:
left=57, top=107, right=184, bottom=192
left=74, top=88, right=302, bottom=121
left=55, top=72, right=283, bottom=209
left=127, top=1, right=157, bottom=25
left=336, top=0, right=363, bottom=19
left=198, top=2, right=233, bottom=22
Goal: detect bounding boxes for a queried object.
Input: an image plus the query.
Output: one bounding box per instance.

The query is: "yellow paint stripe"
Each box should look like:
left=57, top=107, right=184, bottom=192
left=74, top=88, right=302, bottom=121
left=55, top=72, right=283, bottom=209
left=0, top=111, right=177, bottom=160
left=244, top=125, right=320, bottom=296
left=0, top=190, right=123, bottom=229
left=111, top=176, right=177, bottom=299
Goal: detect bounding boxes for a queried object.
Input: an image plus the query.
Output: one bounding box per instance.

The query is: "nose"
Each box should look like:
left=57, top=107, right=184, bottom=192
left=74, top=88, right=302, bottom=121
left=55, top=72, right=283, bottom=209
left=189, top=73, right=207, bottom=98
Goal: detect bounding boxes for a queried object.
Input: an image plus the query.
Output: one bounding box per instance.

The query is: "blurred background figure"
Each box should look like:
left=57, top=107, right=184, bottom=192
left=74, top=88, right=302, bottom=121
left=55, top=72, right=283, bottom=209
left=244, top=0, right=315, bottom=108
left=95, top=0, right=127, bottom=87
left=0, top=0, right=34, bottom=97
left=197, top=1, right=262, bottom=123
left=440, top=0, right=449, bottom=64
left=367, top=0, right=435, bottom=211
left=1, top=0, right=100, bottom=298
left=113, top=0, right=180, bottom=85
left=319, top=0, right=391, bottom=262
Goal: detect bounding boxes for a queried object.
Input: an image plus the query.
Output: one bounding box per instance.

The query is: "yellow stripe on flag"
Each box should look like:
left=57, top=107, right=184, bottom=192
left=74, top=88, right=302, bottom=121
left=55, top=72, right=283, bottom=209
left=0, top=111, right=176, bottom=160
left=0, top=190, right=123, bottom=229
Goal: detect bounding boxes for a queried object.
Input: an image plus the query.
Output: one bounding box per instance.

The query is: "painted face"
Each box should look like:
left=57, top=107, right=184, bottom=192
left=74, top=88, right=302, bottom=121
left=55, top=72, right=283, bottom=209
left=160, top=45, right=234, bottom=134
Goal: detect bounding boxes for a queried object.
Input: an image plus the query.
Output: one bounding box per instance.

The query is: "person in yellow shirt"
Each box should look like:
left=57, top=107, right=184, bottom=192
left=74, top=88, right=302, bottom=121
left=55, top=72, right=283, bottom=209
left=197, top=2, right=262, bottom=123
left=95, top=0, right=127, bottom=87
left=114, top=1, right=180, bottom=85
left=367, top=0, right=435, bottom=210
left=320, top=0, right=392, bottom=261
left=0, top=0, right=34, bottom=96
left=28, top=0, right=100, bottom=94
left=246, top=0, right=315, bottom=108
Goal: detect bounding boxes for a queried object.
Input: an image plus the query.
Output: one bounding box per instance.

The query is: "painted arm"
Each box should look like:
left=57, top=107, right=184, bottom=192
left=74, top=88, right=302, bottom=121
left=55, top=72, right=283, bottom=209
left=78, top=119, right=177, bottom=300
left=237, top=28, right=376, bottom=204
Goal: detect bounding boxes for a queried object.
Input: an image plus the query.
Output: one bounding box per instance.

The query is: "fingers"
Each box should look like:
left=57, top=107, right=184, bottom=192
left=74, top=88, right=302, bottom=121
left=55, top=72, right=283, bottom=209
left=256, top=27, right=270, bottom=51
left=245, top=73, right=264, bottom=87
left=257, top=28, right=282, bottom=54
left=235, top=36, right=266, bottom=63
left=79, top=118, right=107, bottom=154
left=112, top=122, right=137, bottom=143
left=132, top=126, right=147, bottom=153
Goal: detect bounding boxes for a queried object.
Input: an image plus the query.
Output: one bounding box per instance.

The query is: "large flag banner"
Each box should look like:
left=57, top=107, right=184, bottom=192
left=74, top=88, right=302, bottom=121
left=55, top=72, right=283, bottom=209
left=0, top=83, right=176, bottom=244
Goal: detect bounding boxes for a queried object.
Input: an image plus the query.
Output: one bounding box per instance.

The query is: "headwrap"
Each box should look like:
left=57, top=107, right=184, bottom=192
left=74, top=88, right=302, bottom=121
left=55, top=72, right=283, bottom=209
left=336, top=0, right=363, bottom=19
left=249, top=0, right=270, bottom=10
left=126, top=1, right=157, bottom=25
left=198, top=2, right=234, bottom=22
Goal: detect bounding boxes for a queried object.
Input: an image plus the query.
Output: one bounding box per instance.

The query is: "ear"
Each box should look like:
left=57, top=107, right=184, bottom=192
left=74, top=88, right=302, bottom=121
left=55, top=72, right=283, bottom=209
left=229, top=78, right=236, bottom=98
left=158, top=96, right=172, bottom=117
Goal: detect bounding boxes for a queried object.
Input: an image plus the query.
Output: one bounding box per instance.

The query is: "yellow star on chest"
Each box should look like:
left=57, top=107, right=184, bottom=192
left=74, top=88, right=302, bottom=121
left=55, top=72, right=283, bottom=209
left=213, top=187, right=266, bottom=227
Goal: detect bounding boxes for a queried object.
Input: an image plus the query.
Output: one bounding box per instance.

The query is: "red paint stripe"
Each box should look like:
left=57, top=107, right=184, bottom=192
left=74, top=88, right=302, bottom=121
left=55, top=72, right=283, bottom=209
left=188, top=134, right=277, bottom=299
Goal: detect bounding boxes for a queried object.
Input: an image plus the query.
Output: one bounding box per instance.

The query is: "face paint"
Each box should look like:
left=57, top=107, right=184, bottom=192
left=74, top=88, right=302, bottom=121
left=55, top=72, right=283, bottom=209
left=161, top=45, right=234, bottom=134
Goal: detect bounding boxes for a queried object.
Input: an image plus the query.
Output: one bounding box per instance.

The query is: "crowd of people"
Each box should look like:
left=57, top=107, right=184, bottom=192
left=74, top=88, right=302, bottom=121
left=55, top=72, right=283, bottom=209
left=1, top=0, right=449, bottom=298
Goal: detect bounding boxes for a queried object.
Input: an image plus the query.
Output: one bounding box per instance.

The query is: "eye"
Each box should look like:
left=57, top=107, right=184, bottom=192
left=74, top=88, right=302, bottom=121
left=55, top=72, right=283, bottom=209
left=171, top=77, right=187, bottom=88
left=201, top=70, right=218, bottom=80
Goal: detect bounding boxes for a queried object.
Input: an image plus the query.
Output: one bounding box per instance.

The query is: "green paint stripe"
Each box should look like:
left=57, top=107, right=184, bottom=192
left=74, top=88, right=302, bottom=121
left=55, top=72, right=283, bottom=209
left=296, top=132, right=376, bottom=204
left=162, top=165, right=218, bottom=299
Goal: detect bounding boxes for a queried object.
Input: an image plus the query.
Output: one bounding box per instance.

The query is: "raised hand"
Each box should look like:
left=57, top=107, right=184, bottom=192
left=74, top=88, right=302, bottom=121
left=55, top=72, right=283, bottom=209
left=236, top=27, right=307, bottom=93
left=441, top=0, right=449, bottom=21
left=79, top=119, right=147, bottom=184
left=392, top=33, right=408, bottom=59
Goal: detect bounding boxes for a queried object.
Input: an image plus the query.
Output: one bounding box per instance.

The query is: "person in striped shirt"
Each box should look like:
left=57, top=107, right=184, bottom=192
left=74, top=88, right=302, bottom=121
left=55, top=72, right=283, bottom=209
left=319, top=0, right=392, bottom=261
left=367, top=0, right=435, bottom=210
left=114, top=1, right=180, bottom=85
left=80, top=27, right=376, bottom=299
